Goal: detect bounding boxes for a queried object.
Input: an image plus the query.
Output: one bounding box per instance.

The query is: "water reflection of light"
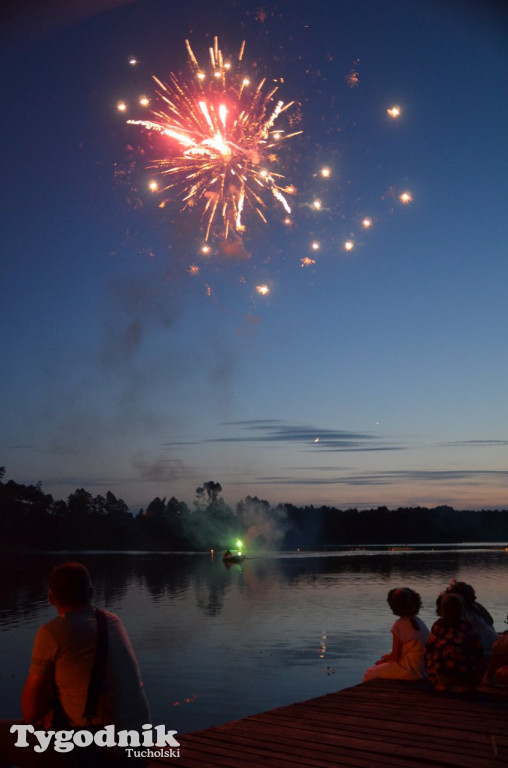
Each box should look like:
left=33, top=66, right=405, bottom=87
left=319, top=630, right=327, bottom=659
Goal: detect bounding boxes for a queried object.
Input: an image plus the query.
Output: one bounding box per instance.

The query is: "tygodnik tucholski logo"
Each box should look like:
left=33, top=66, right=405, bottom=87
left=11, top=723, right=181, bottom=759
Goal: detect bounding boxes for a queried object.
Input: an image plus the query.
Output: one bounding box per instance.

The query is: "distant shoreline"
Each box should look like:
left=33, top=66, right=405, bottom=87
left=1, top=542, right=507, bottom=555
left=3, top=472, right=508, bottom=551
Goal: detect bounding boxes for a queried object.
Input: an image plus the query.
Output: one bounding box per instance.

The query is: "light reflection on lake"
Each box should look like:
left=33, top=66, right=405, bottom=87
left=0, top=549, right=507, bottom=734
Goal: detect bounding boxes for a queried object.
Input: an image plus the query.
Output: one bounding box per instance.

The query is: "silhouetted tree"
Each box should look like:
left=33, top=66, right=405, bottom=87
left=50, top=499, right=68, bottom=517
left=166, top=496, right=189, bottom=519
left=0, top=477, right=53, bottom=547
left=92, top=495, right=106, bottom=515
left=104, top=490, right=129, bottom=517
left=145, top=496, right=167, bottom=518
left=68, top=488, right=93, bottom=519
left=195, top=481, right=222, bottom=508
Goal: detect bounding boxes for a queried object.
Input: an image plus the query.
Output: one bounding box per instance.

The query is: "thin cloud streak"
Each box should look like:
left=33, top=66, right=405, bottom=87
left=441, top=440, right=508, bottom=447
left=251, top=469, right=508, bottom=487
left=163, top=420, right=402, bottom=452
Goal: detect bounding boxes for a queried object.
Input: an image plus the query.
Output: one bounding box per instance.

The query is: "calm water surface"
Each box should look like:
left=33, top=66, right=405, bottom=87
left=1, top=549, right=507, bottom=734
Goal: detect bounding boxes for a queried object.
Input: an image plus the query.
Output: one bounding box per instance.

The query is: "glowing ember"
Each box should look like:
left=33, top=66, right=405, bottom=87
left=256, top=284, right=269, bottom=295
left=362, top=217, right=372, bottom=228
left=188, top=264, right=200, bottom=275
left=201, top=244, right=211, bottom=254
left=312, top=199, right=322, bottom=210
left=346, top=61, right=360, bottom=88
left=320, top=167, right=331, bottom=178
left=301, top=256, right=316, bottom=267
left=387, top=105, right=401, bottom=118
left=126, top=37, right=301, bottom=241
left=311, top=241, right=320, bottom=251
left=344, top=240, right=354, bottom=251
left=117, top=101, right=127, bottom=112
left=148, top=180, right=158, bottom=191
left=399, top=191, right=413, bottom=204
left=139, top=96, right=150, bottom=107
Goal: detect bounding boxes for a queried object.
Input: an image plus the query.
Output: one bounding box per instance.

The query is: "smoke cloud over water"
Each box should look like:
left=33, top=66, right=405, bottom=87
left=239, top=496, right=288, bottom=549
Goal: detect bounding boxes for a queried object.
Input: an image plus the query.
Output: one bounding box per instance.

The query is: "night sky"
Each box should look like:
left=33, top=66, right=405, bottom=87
left=2, top=0, right=508, bottom=512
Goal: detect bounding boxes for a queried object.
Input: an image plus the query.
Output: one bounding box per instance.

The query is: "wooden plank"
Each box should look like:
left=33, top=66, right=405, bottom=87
left=319, top=684, right=507, bottom=711
left=304, top=687, right=508, bottom=732
left=178, top=732, right=346, bottom=768
left=255, top=709, right=506, bottom=755
left=213, top=718, right=455, bottom=766
left=179, top=729, right=421, bottom=768
left=203, top=719, right=501, bottom=768
left=177, top=722, right=502, bottom=768
left=248, top=709, right=506, bottom=757
left=336, top=683, right=508, bottom=710
left=149, top=680, right=508, bottom=767
left=265, top=697, right=508, bottom=743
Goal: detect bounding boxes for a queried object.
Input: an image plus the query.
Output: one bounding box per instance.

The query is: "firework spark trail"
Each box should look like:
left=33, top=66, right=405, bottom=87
left=127, top=37, right=301, bottom=241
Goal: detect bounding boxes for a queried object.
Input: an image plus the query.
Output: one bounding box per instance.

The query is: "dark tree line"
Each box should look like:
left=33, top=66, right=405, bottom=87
left=1, top=468, right=508, bottom=551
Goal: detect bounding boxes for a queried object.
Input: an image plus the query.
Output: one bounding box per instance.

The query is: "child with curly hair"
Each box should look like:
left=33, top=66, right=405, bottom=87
left=424, top=592, right=484, bottom=692
left=362, top=587, right=429, bottom=682
left=439, top=580, right=497, bottom=659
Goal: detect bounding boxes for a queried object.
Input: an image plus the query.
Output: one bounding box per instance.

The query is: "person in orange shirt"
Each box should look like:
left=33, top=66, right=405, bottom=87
left=0, top=561, right=150, bottom=767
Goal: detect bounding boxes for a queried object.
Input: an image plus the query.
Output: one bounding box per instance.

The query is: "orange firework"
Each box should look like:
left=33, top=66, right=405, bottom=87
left=126, top=37, right=301, bottom=241
left=345, top=59, right=360, bottom=88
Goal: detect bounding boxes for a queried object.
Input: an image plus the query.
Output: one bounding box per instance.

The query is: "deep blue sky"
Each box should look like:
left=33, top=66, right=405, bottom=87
left=2, top=0, right=508, bottom=511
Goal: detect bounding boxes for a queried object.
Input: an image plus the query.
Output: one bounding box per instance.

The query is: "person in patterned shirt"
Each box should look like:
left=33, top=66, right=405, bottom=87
left=424, top=592, right=484, bottom=692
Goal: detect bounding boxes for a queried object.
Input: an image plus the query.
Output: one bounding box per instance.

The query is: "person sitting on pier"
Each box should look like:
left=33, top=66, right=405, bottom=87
left=441, top=580, right=497, bottom=659
left=362, top=588, right=429, bottom=682
left=0, top=561, right=151, bottom=767
left=482, top=631, right=508, bottom=687
left=424, top=592, right=484, bottom=692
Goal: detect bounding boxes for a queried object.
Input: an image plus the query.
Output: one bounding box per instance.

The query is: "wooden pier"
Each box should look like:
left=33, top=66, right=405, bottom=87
left=149, top=680, right=508, bottom=767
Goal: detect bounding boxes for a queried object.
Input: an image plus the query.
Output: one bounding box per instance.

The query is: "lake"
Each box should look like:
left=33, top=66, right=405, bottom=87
left=0, top=548, right=507, bottom=735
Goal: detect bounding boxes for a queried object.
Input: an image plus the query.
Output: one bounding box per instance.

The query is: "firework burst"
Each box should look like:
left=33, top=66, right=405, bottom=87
left=126, top=37, right=301, bottom=241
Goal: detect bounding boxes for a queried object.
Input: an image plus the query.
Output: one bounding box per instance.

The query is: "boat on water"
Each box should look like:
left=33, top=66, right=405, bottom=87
left=223, top=543, right=246, bottom=564
left=222, top=553, right=246, bottom=564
